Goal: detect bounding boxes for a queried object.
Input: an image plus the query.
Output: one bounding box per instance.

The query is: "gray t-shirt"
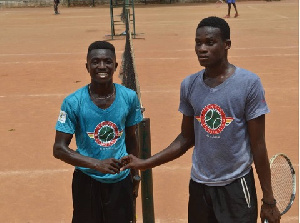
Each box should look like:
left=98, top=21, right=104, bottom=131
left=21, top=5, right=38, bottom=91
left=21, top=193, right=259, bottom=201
left=179, top=67, right=270, bottom=186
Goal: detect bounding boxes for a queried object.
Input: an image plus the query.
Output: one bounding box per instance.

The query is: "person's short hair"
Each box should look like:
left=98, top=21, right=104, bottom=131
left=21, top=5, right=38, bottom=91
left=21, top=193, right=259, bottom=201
left=87, top=41, right=116, bottom=59
left=197, top=16, right=230, bottom=40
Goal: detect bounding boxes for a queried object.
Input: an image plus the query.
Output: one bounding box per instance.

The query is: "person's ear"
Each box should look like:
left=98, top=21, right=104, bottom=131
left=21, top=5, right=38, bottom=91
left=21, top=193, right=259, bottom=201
left=86, top=63, right=89, bottom=72
left=225, top=39, right=231, bottom=50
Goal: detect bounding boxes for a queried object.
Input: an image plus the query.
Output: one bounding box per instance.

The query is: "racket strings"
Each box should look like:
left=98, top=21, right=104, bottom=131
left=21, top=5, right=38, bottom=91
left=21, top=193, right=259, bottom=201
left=270, top=156, right=294, bottom=214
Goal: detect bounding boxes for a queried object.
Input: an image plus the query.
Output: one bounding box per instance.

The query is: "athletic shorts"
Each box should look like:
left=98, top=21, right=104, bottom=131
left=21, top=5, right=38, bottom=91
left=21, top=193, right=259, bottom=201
left=72, top=169, right=133, bottom=223
left=188, top=168, right=258, bottom=223
left=227, top=0, right=236, bottom=3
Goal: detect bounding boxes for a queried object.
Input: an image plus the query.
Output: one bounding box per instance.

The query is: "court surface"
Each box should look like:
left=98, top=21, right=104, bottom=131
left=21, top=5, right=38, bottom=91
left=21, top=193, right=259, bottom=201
left=0, top=0, right=298, bottom=222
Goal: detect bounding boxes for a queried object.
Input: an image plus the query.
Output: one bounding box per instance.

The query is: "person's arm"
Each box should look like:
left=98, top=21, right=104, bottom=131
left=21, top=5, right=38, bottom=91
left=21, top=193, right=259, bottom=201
left=247, top=115, right=281, bottom=223
left=121, top=114, right=195, bottom=171
left=53, top=131, right=121, bottom=174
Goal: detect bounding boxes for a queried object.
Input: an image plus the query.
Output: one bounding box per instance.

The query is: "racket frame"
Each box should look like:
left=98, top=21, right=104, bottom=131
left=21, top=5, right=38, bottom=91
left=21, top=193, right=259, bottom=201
left=269, top=153, right=296, bottom=215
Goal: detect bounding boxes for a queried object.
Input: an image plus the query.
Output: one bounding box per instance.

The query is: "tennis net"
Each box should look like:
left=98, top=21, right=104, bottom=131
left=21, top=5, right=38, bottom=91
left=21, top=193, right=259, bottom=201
left=119, top=8, right=142, bottom=106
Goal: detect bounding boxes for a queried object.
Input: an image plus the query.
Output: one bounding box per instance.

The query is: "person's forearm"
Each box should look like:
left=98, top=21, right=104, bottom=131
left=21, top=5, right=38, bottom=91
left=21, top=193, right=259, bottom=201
left=143, top=133, right=194, bottom=169
left=253, top=145, right=274, bottom=202
left=53, top=143, right=100, bottom=170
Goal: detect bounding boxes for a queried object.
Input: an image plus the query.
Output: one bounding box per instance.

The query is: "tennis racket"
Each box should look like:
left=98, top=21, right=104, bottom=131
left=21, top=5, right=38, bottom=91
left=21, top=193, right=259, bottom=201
left=264, top=153, right=296, bottom=222
left=215, top=0, right=224, bottom=8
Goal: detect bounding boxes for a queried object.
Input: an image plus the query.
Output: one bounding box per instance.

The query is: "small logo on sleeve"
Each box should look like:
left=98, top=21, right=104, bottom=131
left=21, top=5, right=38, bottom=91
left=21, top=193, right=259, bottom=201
left=58, top=110, right=67, bottom=123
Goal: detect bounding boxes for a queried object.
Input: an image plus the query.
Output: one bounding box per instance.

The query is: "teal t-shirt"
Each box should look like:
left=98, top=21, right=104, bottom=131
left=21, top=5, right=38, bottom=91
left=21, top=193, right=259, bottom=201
left=55, top=83, right=143, bottom=183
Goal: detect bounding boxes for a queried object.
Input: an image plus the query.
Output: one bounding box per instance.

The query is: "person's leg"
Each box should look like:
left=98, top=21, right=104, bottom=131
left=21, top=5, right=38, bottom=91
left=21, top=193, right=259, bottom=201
left=54, top=1, right=59, bottom=14
left=188, top=179, right=218, bottom=223
left=101, top=175, right=134, bottom=223
left=208, top=168, right=258, bottom=223
left=233, top=3, right=239, bottom=17
left=71, top=170, right=104, bottom=223
left=53, top=2, right=57, bottom=13
left=224, top=2, right=231, bottom=18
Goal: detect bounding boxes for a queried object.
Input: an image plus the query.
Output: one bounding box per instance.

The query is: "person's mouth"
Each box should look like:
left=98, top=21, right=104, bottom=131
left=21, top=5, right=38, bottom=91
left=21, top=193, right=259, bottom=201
left=97, top=72, right=108, bottom=78
left=198, top=56, right=208, bottom=60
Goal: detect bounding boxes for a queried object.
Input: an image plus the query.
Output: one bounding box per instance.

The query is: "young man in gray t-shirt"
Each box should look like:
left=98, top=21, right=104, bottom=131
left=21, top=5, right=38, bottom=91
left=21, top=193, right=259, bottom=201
left=121, top=16, right=281, bottom=223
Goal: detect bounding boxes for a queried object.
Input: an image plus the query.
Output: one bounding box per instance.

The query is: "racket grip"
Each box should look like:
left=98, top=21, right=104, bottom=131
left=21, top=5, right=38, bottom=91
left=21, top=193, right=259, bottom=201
left=264, top=220, right=268, bottom=223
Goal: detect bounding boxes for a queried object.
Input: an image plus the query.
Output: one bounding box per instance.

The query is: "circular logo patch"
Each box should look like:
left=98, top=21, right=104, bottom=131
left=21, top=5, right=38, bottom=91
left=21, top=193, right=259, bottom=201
left=93, top=121, right=122, bottom=147
left=200, top=104, right=227, bottom=135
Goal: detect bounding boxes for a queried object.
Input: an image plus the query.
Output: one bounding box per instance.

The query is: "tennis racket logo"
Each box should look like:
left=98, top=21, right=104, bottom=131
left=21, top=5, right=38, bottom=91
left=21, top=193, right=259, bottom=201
left=196, top=104, right=233, bottom=135
left=87, top=121, right=123, bottom=147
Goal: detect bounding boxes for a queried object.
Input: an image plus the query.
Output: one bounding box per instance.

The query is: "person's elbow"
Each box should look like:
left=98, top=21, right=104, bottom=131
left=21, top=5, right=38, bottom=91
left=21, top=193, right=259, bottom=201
left=178, top=133, right=194, bottom=154
left=186, top=135, right=195, bottom=148
left=53, top=143, right=64, bottom=159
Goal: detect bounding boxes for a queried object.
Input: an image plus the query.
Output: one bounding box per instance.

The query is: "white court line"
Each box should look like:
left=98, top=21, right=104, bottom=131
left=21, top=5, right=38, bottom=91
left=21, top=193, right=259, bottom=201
left=0, top=90, right=179, bottom=98
left=246, top=5, right=290, bottom=19
left=0, top=94, right=68, bottom=98
left=0, top=52, right=85, bottom=56
left=0, top=168, right=72, bottom=177
left=0, top=60, right=81, bottom=64
left=0, top=82, right=297, bottom=98
left=0, top=46, right=298, bottom=57
left=0, top=163, right=298, bottom=176
left=283, top=216, right=299, bottom=221
left=0, top=167, right=186, bottom=177
left=0, top=53, right=298, bottom=64
left=136, top=54, right=299, bottom=60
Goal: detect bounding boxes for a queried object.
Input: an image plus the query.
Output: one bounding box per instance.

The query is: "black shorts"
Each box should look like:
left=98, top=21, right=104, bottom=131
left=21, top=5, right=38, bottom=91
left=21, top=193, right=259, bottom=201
left=188, top=168, right=258, bottom=223
left=72, top=169, right=133, bottom=223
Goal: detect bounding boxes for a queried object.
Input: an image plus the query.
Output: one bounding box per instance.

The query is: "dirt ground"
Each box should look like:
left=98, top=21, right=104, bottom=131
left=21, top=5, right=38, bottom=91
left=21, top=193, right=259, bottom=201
left=0, top=0, right=298, bottom=222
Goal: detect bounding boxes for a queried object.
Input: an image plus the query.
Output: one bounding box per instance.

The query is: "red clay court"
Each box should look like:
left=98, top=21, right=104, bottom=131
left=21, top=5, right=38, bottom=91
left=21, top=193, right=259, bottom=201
left=0, top=0, right=298, bottom=222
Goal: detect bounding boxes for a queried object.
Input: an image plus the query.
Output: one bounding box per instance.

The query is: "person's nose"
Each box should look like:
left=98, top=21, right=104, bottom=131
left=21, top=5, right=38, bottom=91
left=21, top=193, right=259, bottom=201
left=97, top=61, right=106, bottom=69
left=197, top=44, right=207, bottom=53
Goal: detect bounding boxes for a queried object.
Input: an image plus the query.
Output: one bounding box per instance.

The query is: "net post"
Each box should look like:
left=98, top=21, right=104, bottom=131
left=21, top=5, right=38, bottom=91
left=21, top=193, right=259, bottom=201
left=109, top=0, right=115, bottom=39
left=131, top=0, right=136, bottom=38
left=138, top=118, right=155, bottom=223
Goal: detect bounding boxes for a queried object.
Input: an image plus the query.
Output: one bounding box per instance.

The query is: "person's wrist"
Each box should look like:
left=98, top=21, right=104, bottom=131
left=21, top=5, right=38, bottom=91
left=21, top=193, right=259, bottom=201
left=132, top=175, right=141, bottom=182
left=261, top=198, right=277, bottom=206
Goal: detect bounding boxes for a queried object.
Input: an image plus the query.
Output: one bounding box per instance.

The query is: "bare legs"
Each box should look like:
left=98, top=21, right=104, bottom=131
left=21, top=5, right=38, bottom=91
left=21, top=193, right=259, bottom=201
left=225, top=3, right=238, bottom=18
left=54, top=2, right=59, bottom=14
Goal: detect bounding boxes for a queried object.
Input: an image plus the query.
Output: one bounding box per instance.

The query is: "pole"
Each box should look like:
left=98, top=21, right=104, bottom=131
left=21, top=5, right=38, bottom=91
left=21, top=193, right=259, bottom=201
left=138, top=118, right=155, bottom=223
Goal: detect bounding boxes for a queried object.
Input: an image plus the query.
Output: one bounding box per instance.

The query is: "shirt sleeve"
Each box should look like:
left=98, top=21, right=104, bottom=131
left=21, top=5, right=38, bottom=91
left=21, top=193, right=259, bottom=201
left=125, top=93, right=143, bottom=127
left=178, top=79, right=195, bottom=116
left=245, top=78, right=270, bottom=121
left=55, top=98, right=78, bottom=134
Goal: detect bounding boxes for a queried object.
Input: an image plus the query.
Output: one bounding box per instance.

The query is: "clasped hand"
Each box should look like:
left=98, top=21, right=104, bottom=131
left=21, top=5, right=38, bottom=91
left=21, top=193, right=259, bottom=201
left=94, top=158, right=123, bottom=174
left=94, top=155, right=143, bottom=174
left=260, top=204, right=281, bottom=223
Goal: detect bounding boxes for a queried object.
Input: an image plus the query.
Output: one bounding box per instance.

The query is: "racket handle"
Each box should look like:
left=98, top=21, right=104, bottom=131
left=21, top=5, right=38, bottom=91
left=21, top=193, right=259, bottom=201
left=264, top=220, right=268, bottom=223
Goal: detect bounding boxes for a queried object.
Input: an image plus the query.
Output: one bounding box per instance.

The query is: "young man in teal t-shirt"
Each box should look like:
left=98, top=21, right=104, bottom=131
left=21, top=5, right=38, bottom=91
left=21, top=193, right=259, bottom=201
left=53, top=41, right=143, bottom=223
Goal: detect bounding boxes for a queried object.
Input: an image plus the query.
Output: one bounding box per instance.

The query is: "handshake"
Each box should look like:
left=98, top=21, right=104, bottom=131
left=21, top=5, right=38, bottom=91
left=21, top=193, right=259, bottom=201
left=120, top=154, right=146, bottom=171
left=95, top=154, right=147, bottom=175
